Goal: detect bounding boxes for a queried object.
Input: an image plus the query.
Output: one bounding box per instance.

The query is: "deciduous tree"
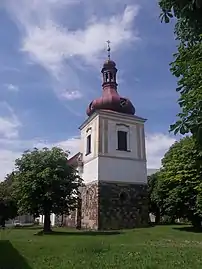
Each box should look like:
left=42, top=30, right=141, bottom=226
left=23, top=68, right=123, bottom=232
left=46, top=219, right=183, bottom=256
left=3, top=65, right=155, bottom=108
left=158, top=0, right=202, bottom=154
left=0, top=173, right=18, bottom=227
left=148, top=173, right=161, bottom=224
left=153, top=137, right=202, bottom=227
left=170, top=41, right=202, bottom=151
left=159, top=0, right=202, bottom=43
left=14, top=147, right=82, bottom=233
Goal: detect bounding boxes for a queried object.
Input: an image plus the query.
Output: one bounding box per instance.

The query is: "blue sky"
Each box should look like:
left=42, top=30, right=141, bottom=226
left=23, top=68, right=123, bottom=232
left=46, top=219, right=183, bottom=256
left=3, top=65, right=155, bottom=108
left=0, top=0, right=181, bottom=179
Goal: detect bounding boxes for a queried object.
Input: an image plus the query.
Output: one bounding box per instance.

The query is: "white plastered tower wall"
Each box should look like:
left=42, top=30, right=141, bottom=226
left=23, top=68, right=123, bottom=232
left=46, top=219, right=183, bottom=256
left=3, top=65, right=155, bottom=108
left=79, top=113, right=99, bottom=184
left=79, top=109, right=148, bottom=230
left=80, top=110, right=147, bottom=185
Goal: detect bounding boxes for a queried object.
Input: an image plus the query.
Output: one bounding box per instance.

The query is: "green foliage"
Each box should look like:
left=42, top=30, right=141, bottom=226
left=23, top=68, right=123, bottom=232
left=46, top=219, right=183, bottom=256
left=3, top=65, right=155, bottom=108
left=13, top=147, right=82, bottom=231
left=159, top=0, right=202, bottom=153
left=170, top=40, right=202, bottom=149
left=148, top=173, right=161, bottom=223
left=0, top=173, right=18, bottom=226
left=159, top=0, right=202, bottom=42
left=1, top=226, right=202, bottom=269
left=151, top=136, right=202, bottom=227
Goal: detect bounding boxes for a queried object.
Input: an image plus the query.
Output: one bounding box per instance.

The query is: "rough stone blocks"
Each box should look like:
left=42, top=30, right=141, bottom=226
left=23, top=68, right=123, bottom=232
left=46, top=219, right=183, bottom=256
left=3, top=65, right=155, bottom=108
left=64, top=181, right=148, bottom=230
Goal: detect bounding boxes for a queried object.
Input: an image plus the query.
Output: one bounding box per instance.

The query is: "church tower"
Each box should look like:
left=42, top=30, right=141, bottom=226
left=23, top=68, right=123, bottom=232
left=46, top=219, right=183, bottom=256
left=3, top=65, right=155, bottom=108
left=79, top=42, right=148, bottom=230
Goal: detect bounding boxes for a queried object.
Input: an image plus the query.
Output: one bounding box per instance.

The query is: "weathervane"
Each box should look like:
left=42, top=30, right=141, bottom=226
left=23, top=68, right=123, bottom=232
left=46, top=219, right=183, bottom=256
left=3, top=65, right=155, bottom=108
left=106, top=40, right=111, bottom=60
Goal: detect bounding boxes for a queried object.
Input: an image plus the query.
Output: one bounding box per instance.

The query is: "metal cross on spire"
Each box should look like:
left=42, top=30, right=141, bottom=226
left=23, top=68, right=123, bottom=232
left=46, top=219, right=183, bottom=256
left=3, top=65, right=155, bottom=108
left=106, top=40, right=111, bottom=60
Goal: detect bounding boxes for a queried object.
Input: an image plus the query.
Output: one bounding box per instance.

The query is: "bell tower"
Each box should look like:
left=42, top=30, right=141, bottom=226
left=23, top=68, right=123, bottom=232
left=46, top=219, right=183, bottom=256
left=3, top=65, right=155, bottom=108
left=101, top=40, right=118, bottom=89
left=79, top=42, right=148, bottom=230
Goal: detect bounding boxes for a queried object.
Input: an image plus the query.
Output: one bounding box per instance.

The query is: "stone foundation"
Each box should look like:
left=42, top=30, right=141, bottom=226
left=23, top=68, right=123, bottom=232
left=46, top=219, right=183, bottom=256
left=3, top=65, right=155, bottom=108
left=64, top=181, right=148, bottom=230
left=80, top=182, right=99, bottom=229
left=98, top=181, right=148, bottom=230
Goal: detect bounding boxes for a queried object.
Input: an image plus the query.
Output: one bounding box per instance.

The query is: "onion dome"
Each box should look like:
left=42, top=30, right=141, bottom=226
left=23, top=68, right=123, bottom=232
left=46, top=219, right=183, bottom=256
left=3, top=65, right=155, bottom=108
left=86, top=41, right=135, bottom=116
left=103, top=59, right=116, bottom=68
left=86, top=87, right=135, bottom=116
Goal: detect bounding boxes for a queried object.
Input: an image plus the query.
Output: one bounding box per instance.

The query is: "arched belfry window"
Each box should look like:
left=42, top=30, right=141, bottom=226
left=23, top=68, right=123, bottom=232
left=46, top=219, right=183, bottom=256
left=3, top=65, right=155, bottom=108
left=116, top=124, right=130, bottom=152
left=103, top=71, right=116, bottom=83
left=105, top=72, right=108, bottom=82
left=86, top=127, right=92, bottom=156
left=86, top=135, right=91, bottom=155
left=107, top=72, right=110, bottom=82
left=117, top=131, right=127, bottom=151
left=110, top=72, right=115, bottom=82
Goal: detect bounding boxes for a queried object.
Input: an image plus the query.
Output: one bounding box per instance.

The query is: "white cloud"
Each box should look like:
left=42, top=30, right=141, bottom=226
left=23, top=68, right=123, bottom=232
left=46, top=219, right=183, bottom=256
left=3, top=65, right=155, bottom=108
left=21, top=5, right=139, bottom=71
left=0, top=117, right=20, bottom=139
left=5, top=84, right=19, bottom=92
left=0, top=103, right=22, bottom=180
left=4, top=0, right=140, bottom=99
left=0, top=132, right=176, bottom=181
left=61, top=90, right=83, bottom=100
left=0, top=136, right=81, bottom=181
left=0, top=150, right=21, bottom=181
left=0, top=103, right=21, bottom=139
left=145, top=133, right=176, bottom=168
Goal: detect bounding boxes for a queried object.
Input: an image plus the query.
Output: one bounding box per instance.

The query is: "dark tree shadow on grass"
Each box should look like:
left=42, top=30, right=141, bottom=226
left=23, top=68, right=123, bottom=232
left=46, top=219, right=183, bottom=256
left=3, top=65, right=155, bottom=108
left=35, top=230, right=123, bottom=236
left=173, top=226, right=202, bottom=233
left=0, top=240, right=32, bottom=269
left=14, top=226, right=42, bottom=230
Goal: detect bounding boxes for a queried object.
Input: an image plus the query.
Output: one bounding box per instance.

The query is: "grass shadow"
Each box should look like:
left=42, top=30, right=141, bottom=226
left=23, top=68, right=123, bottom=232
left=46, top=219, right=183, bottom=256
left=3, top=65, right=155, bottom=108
left=35, top=230, right=123, bottom=236
left=173, top=226, right=202, bottom=233
left=0, top=240, right=32, bottom=269
left=14, top=226, right=41, bottom=230
left=158, top=223, right=187, bottom=226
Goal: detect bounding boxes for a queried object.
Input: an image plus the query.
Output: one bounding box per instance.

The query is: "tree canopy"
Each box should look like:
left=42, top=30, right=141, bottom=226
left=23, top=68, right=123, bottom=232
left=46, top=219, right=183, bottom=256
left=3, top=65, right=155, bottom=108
left=0, top=173, right=18, bottom=227
left=158, top=0, right=202, bottom=153
left=170, top=40, right=202, bottom=149
left=148, top=172, right=161, bottom=224
left=13, top=147, right=82, bottom=233
left=159, top=0, right=202, bottom=43
left=149, top=136, right=202, bottom=227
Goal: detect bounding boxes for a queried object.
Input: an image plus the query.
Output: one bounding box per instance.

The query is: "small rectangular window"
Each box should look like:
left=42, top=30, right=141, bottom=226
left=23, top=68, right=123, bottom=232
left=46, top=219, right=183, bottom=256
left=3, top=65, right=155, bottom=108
left=117, top=131, right=127, bottom=151
left=86, top=134, right=91, bottom=155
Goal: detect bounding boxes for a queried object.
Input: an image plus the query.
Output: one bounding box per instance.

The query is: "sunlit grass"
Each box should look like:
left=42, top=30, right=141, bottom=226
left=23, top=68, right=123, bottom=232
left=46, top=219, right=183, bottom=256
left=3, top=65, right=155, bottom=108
left=0, top=225, right=202, bottom=269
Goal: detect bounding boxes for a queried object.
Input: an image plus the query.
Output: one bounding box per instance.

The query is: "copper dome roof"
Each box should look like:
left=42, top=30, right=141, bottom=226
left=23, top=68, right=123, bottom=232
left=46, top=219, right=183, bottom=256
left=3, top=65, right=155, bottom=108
left=86, top=55, right=135, bottom=117
left=103, top=59, right=116, bottom=68
left=86, top=86, right=135, bottom=116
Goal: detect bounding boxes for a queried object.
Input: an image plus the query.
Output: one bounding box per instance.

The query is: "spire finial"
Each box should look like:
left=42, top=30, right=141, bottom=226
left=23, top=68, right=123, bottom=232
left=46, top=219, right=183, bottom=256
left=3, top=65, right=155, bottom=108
left=106, top=40, right=111, bottom=60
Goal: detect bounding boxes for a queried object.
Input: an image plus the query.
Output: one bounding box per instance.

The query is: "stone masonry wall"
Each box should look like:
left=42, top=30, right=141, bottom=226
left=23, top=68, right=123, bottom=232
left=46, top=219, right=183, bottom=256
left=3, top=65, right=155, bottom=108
left=64, top=211, right=77, bottom=227
left=63, top=181, right=148, bottom=230
left=98, top=181, right=148, bottom=230
left=80, top=182, right=99, bottom=230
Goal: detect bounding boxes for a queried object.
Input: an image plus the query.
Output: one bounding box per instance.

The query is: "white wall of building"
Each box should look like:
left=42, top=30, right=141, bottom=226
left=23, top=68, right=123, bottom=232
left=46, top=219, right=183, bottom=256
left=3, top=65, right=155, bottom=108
left=98, top=156, right=147, bottom=183
left=80, top=110, right=147, bottom=185
left=80, top=115, right=99, bottom=163
left=39, top=213, right=56, bottom=226
left=82, top=157, right=98, bottom=184
left=80, top=114, right=100, bottom=184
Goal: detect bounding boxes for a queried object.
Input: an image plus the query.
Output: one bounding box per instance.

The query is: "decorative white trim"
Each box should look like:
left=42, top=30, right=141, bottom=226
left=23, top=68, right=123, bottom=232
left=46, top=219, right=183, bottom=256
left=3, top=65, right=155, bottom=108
left=86, top=127, right=92, bottom=133
left=82, top=154, right=146, bottom=166
left=79, top=110, right=146, bottom=131
left=99, top=180, right=147, bottom=185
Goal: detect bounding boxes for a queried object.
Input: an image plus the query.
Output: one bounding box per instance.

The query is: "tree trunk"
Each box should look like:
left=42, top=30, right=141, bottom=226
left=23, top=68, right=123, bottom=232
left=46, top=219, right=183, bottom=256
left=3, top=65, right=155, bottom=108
left=191, top=215, right=202, bottom=229
left=0, top=217, right=5, bottom=228
left=43, top=212, right=51, bottom=233
left=2, top=219, right=5, bottom=228
left=155, top=209, right=160, bottom=225
left=170, top=216, right=176, bottom=225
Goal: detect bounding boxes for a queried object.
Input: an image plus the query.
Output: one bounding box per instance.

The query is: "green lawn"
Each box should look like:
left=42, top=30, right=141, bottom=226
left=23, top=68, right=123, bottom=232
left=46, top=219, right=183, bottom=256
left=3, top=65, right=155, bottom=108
left=0, top=225, right=202, bottom=269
